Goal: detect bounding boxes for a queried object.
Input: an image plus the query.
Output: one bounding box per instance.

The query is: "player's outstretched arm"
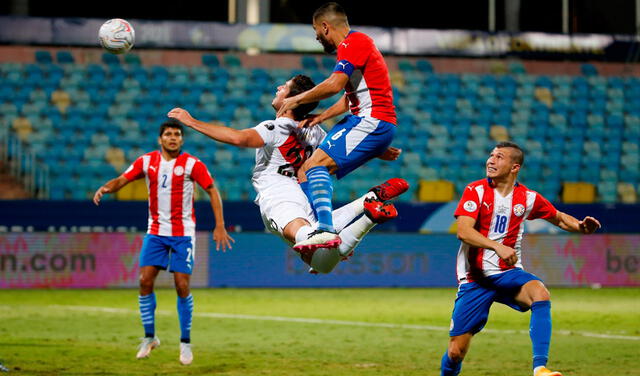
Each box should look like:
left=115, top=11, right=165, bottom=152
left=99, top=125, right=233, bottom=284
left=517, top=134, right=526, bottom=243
left=546, top=211, right=601, bottom=234
left=93, top=175, right=129, bottom=205
left=277, top=72, right=349, bottom=118
left=298, top=94, right=349, bottom=128
left=205, top=183, right=235, bottom=251
left=167, top=108, right=264, bottom=148
left=457, top=215, right=518, bottom=266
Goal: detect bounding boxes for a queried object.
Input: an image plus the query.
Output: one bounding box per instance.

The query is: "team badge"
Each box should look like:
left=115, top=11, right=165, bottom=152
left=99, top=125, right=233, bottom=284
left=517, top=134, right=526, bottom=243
left=174, top=166, right=184, bottom=176
left=513, top=204, right=525, bottom=217
left=463, top=200, right=477, bottom=212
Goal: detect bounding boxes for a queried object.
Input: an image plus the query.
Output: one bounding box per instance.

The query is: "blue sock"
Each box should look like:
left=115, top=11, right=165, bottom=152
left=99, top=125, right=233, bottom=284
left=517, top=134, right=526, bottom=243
left=139, top=293, right=156, bottom=338
left=441, top=351, right=462, bottom=376
left=177, top=294, right=194, bottom=343
left=306, top=166, right=334, bottom=232
left=530, top=300, right=552, bottom=369
left=299, top=181, right=317, bottom=220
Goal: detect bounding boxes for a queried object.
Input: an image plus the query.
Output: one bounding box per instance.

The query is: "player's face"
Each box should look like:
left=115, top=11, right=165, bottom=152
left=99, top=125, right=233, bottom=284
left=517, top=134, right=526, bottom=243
left=158, top=127, right=183, bottom=153
left=313, top=20, right=336, bottom=54
left=486, top=147, right=518, bottom=179
left=271, top=79, right=293, bottom=110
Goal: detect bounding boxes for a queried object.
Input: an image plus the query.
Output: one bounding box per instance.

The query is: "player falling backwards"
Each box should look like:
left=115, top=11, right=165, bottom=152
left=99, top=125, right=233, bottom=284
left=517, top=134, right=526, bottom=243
left=93, top=120, right=233, bottom=365
left=169, top=75, right=408, bottom=273
left=440, top=141, right=601, bottom=376
left=276, top=2, right=399, bottom=252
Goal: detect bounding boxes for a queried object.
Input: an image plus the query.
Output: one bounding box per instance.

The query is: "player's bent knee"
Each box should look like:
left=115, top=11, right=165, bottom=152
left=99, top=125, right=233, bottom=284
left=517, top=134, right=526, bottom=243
left=139, top=276, right=155, bottom=292
left=447, top=334, right=472, bottom=362
left=526, top=280, right=551, bottom=302
left=447, top=344, right=467, bottom=363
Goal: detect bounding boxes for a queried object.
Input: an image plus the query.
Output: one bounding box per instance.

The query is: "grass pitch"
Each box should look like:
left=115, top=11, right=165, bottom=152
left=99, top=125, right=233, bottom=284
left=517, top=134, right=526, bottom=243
left=0, top=288, right=638, bottom=375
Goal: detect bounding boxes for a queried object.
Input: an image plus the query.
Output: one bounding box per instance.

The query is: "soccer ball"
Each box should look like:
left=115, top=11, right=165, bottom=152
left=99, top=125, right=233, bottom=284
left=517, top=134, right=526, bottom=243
left=98, top=19, right=135, bottom=54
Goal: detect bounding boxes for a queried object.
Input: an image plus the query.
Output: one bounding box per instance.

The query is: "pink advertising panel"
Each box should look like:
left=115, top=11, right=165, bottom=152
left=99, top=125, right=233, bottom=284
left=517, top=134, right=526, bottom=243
left=0, top=233, right=209, bottom=288
left=523, top=234, right=639, bottom=286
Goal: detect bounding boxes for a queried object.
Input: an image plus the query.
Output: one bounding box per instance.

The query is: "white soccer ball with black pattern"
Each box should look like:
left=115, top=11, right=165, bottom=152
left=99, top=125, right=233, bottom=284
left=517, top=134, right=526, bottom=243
left=98, top=18, right=135, bottom=54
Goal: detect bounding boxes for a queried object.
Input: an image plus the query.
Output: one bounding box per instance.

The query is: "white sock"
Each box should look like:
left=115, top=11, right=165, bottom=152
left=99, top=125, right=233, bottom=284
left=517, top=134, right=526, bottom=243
left=332, top=192, right=376, bottom=233
left=337, top=215, right=376, bottom=257
left=294, top=225, right=315, bottom=243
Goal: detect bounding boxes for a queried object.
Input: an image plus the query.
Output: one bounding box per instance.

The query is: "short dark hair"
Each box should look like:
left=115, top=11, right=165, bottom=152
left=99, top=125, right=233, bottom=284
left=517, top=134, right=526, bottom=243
left=313, top=2, right=348, bottom=25
left=288, top=75, right=319, bottom=120
left=159, top=119, right=184, bottom=137
left=495, top=141, right=524, bottom=165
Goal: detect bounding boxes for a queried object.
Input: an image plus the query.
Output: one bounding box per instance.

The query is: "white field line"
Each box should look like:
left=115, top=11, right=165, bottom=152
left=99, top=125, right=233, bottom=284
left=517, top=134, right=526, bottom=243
left=46, top=304, right=640, bottom=341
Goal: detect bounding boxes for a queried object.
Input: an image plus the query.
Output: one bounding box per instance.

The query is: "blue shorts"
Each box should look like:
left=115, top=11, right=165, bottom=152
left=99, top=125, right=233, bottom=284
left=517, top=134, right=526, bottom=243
left=449, top=268, right=542, bottom=337
left=139, top=234, right=195, bottom=275
left=319, top=115, right=396, bottom=179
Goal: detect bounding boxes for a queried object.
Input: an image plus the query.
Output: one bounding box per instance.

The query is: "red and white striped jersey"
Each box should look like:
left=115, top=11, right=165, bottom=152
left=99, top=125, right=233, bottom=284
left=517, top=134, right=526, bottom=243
left=122, top=151, right=214, bottom=237
left=453, top=178, right=557, bottom=284
left=334, top=31, right=396, bottom=125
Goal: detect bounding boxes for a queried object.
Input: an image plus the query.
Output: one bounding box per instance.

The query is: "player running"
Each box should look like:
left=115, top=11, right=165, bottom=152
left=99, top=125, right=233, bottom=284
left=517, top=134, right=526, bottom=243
left=440, top=141, right=601, bottom=376
left=93, top=120, right=233, bottom=365
left=168, top=75, right=407, bottom=273
left=276, top=2, right=399, bottom=251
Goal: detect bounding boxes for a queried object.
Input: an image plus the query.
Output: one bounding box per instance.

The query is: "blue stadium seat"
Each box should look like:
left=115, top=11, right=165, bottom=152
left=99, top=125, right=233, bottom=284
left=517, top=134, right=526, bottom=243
left=102, top=53, right=121, bottom=65
left=35, top=50, right=53, bottom=64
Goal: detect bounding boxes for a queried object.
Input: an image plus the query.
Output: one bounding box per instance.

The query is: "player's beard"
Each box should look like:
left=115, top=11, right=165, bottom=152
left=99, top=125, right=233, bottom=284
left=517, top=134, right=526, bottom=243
left=318, top=35, right=336, bottom=54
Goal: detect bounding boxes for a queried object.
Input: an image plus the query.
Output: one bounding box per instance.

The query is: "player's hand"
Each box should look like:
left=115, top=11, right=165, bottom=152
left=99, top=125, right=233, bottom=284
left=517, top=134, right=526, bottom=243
left=579, top=216, right=601, bottom=234
left=92, top=186, right=110, bottom=206
left=493, top=244, right=518, bottom=266
left=167, top=108, right=195, bottom=127
left=298, top=114, right=322, bottom=128
left=276, top=97, right=300, bottom=118
left=213, top=226, right=235, bottom=252
left=378, top=146, right=402, bottom=161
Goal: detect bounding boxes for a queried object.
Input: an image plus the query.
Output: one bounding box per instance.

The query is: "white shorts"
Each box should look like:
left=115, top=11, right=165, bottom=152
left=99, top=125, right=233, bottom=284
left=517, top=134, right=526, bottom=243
left=257, top=180, right=315, bottom=244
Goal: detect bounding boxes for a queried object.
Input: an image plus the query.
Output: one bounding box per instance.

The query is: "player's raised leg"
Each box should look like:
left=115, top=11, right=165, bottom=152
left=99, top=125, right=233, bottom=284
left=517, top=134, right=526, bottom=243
left=295, top=162, right=341, bottom=251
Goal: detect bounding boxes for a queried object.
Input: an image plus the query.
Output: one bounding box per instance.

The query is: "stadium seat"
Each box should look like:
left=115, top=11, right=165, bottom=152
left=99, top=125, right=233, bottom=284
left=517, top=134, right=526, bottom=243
left=416, top=60, right=433, bottom=73
left=124, top=54, right=142, bottom=65
left=102, top=53, right=121, bottom=65
left=617, top=182, right=637, bottom=203
left=417, top=180, right=455, bottom=202
left=223, top=54, right=242, bottom=67
left=562, top=182, right=596, bottom=203
left=56, top=51, right=75, bottom=64
left=301, top=55, right=319, bottom=70
left=202, top=54, right=220, bottom=68
left=581, top=63, right=598, bottom=76
left=35, top=50, right=53, bottom=64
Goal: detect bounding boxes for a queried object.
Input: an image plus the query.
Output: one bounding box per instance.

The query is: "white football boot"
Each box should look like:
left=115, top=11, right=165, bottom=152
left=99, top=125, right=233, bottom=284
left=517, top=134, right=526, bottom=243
left=179, top=342, right=193, bottom=365
left=136, top=336, right=160, bottom=359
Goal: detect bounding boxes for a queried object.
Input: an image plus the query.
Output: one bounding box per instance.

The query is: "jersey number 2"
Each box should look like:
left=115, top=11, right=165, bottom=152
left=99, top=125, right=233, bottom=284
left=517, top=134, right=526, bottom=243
left=161, top=174, right=168, bottom=188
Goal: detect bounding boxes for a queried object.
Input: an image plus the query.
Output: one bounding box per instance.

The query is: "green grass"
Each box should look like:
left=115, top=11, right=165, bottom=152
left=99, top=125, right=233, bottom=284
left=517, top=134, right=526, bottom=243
left=0, top=288, right=638, bottom=375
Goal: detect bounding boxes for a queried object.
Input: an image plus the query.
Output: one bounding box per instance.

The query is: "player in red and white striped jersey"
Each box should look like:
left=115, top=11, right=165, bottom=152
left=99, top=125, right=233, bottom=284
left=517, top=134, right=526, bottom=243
left=440, top=142, right=600, bottom=376
left=275, top=3, right=399, bottom=250
left=93, top=120, right=233, bottom=365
